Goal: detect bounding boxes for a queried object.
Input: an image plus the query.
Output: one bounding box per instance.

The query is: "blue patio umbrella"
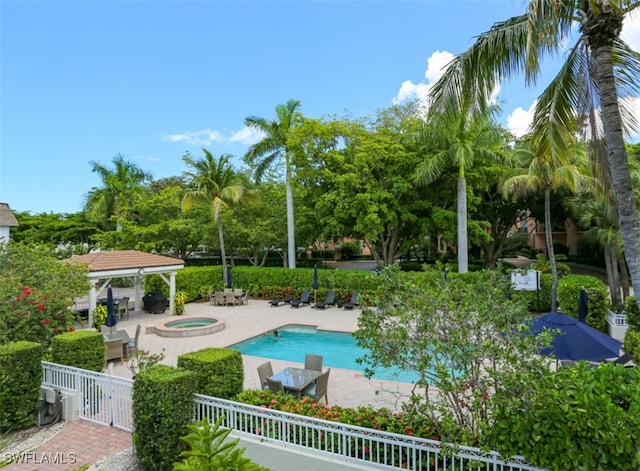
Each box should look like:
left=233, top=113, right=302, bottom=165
left=313, top=264, right=319, bottom=303
left=104, top=286, right=118, bottom=335
left=578, top=288, right=588, bottom=323
left=226, top=264, right=232, bottom=289
left=528, top=311, right=621, bottom=361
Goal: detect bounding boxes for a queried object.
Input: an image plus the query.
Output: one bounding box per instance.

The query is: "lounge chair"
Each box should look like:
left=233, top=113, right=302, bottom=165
left=302, top=368, right=330, bottom=404
left=290, top=290, right=311, bottom=308
left=268, top=297, right=292, bottom=307
left=257, top=361, right=274, bottom=389
left=342, top=291, right=359, bottom=310
left=304, top=354, right=323, bottom=372
left=313, top=290, right=336, bottom=309
left=612, top=352, right=636, bottom=367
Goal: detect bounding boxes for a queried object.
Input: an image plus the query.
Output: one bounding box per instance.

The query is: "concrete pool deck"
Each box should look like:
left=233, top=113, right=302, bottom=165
left=99, top=294, right=415, bottom=411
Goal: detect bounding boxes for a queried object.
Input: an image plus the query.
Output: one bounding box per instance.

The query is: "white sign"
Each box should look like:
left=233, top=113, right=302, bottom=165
left=511, top=270, right=540, bottom=291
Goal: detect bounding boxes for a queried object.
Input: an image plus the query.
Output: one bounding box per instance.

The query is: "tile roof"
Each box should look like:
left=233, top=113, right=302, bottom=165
left=0, top=203, right=18, bottom=227
left=62, top=250, right=184, bottom=272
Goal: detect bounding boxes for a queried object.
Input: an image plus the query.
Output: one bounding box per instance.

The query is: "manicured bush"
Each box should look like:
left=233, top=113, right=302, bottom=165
left=133, top=364, right=198, bottom=471
left=0, top=341, right=43, bottom=431
left=51, top=330, right=105, bottom=372
left=177, top=348, right=243, bottom=399
left=624, top=295, right=640, bottom=330
left=489, top=363, right=640, bottom=471
left=557, top=274, right=609, bottom=331
left=623, top=329, right=640, bottom=360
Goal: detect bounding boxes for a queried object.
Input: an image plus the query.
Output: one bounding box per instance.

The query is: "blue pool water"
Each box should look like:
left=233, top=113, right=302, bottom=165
left=229, top=325, right=420, bottom=383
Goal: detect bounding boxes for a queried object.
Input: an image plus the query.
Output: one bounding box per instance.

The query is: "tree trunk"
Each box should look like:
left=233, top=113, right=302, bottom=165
left=545, top=187, right=558, bottom=312
left=457, top=176, right=469, bottom=274
left=592, top=44, right=640, bottom=311
left=218, top=218, right=227, bottom=286
left=285, top=166, right=296, bottom=269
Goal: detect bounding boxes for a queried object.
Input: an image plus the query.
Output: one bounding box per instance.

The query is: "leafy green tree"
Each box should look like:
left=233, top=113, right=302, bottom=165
left=84, top=153, right=152, bottom=230
left=354, top=265, right=551, bottom=444
left=430, top=0, right=640, bottom=313
left=182, top=150, right=251, bottom=285
left=244, top=99, right=303, bottom=268
left=503, top=141, right=588, bottom=312
left=0, top=243, right=89, bottom=347
left=415, top=102, right=507, bottom=273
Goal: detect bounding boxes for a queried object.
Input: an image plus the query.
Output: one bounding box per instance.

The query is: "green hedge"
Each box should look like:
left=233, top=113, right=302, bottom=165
left=623, top=329, right=640, bottom=360
left=132, top=364, right=198, bottom=471
left=0, top=341, right=43, bottom=431
left=624, top=295, right=640, bottom=330
left=51, top=330, right=105, bottom=372
left=557, top=274, right=609, bottom=332
left=177, top=348, right=244, bottom=399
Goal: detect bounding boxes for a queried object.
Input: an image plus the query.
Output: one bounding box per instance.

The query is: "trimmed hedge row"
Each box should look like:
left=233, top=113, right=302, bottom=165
left=51, top=330, right=105, bottom=372
left=0, top=341, right=43, bottom=431
left=557, top=274, right=609, bottom=331
left=177, top=348, right=243, bottom=399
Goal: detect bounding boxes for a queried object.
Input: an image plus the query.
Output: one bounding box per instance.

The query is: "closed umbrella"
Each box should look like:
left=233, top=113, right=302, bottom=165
left=104, top=286, right=118, bottom=337
left=578, top=288, right=588, bottom=323
left=313, top=264, right=319, bottom=303
left=528, top=311, right=621, bottom=361
left=226, top=264, right=232, bottom=289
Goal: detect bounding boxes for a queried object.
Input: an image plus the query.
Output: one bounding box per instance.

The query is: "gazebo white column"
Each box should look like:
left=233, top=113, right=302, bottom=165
left=169, top=271, right=177, bottom=314
left=88, top=279, right=99, bottom=328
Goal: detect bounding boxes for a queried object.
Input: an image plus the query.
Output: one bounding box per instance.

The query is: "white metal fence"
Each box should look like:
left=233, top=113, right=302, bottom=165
left=41, top=362, right=544, bottom=470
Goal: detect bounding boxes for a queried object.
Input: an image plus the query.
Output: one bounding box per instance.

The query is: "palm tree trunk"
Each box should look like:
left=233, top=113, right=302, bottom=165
left=592, top=44, right=640, bottom=311
left=457, top=176, right=469, bottom=274
left=218, top=218, right=228, bottom=286
left=285, top=166, right=296, bottom=269
left=544, top=187, right=558, bottom=312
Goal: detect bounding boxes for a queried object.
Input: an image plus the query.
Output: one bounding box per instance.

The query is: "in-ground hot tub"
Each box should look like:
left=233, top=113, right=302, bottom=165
left=151, top=316, right=226, bottom=338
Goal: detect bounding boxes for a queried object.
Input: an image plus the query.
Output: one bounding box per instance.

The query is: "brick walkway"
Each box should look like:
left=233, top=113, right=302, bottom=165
left=4, top=421, right=132, bottom=471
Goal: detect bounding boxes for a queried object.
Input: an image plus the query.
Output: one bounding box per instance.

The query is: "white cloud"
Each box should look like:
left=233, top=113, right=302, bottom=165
left=392, top=50, right=454, bottom=109
left=506, top=100, right=537, bottom=138
left=622, top=11, right=640, bottom=51
left=229, top=126, right=265, bottom=145
left=163, top=129, right=225, bottom=146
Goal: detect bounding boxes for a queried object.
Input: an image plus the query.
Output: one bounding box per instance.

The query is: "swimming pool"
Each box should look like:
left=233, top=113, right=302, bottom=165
left=229, top=325, right=420, bottom=383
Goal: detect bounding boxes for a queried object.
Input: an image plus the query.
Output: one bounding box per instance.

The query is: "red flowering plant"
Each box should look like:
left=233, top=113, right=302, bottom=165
left=0, top=243, right=90, bottom=348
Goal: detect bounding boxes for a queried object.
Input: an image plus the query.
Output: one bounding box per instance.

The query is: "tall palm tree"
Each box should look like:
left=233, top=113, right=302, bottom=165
left=244, top=100, right=302, bottom=269
left=182, top=150, right=250, bottom=285
left=415, top=102, right=506, bottom=273
left=430, top=0, right=640, bottom=311
left=84, top=154, right=151, bottom=229
left=503, top=142, right=588, bottom=312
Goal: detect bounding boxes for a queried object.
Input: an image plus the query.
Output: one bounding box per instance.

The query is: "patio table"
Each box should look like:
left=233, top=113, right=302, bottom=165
left=269, top=366, right=322, bottom=399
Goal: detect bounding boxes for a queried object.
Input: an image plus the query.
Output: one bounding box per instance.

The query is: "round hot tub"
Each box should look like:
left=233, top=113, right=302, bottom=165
left=153, top=316, right=225, bottom=338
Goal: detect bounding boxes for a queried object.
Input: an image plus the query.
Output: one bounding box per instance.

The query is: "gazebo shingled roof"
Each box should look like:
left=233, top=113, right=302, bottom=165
left=63, top=250, right=184, bottom=272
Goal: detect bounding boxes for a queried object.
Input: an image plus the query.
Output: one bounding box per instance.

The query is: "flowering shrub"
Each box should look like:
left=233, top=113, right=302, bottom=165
left=128, top=348, right=166, bottom=378
left=92, top=304, right=108, bottom=329
left=175, top=291, right=187, bottom=315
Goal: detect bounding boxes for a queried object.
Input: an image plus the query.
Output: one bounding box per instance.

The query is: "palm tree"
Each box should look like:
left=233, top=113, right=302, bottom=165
left=430, top=0, right=640, bottom=311
left=503, top=142, right=588, bottom=312
left=244, top=100, right=302, bottom=269
left=415, top=102, right=506, bottom=273
left=182, top=150, right=250, bottom=286
left=84, top=154, right=151, bottom=229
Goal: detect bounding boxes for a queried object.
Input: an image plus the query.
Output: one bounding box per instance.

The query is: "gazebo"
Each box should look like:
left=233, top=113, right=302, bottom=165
left=62, top=250, right=185, bottom=327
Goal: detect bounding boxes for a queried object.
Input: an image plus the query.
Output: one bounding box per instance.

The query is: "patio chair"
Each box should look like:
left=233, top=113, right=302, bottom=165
left=290, top=290, right=311, bottom=308
left=342, top=291, right=359, bottom=310
left=105, top=338, right=123, bottom=363
left=304, top=354, right=323, bottom=372
left=257, top=361, right=274, bottom=389
left=234, top=288, right=248, bottom=305
left=208, top=289, right=215, bottom=306
left=313, top=290, right=336, bottom=309
left=128, top=324, right=141, bottom=356
left=118, top=297, right=130, bottom=319
left=213, top=291, right=225, bottom=306
left=266, top=377, right=285, bottom=394
left=224, top=292, right=238, bottom=306
left=302, top=368, right=330, bottom=404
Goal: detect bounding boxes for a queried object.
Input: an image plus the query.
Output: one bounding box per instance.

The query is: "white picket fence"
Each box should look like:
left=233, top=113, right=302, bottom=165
left=41, top=362, right=545, bottom=471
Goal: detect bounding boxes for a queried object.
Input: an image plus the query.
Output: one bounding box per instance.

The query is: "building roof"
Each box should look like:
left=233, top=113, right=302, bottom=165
left=0, top=203, right=18, bottom=227
left=62, top=250, right=185, bottom=272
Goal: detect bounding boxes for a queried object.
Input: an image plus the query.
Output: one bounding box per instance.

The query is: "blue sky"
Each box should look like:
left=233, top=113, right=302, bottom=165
left=2, top=1, right=639, bottom=215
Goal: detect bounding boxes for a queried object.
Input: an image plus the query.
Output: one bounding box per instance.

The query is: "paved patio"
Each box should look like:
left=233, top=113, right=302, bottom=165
left=95, top=291, right=415, bottom=411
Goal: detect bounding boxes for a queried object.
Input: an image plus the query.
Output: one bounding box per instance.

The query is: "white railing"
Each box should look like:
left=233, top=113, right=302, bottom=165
left=193, top=394, right=544, bottom=471
left=41, top=362, right=544, bottom=470
left=41, top=361, right=133, bottom=431
left=607, top=309, right=628, bottom=326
